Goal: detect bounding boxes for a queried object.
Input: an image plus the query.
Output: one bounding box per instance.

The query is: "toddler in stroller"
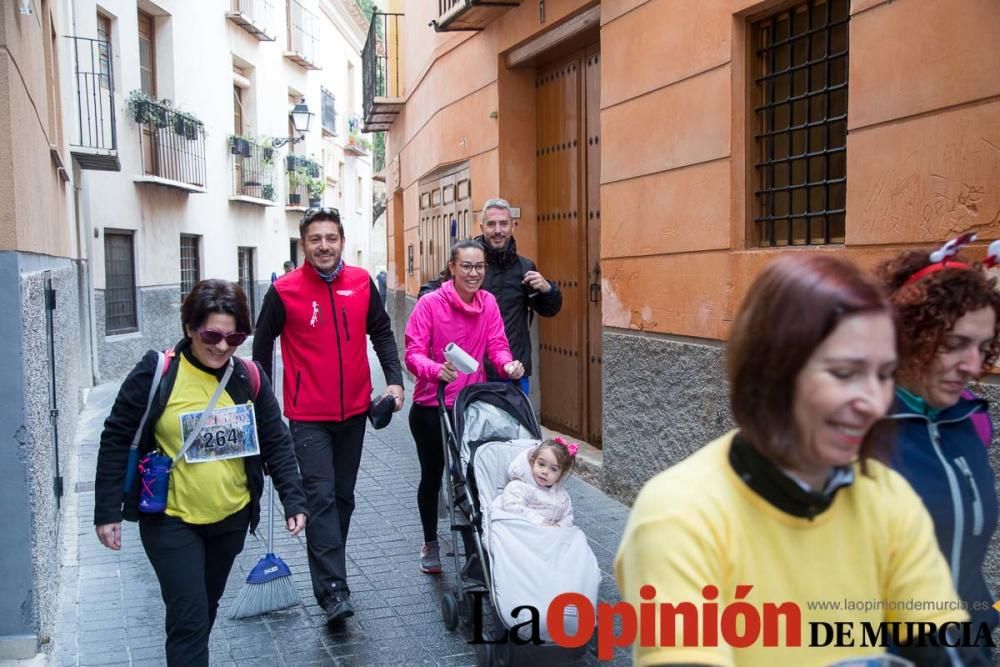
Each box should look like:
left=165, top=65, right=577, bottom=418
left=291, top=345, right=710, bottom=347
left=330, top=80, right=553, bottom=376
left=438, top=383, right=600, bottom=665
left=491, top=437, right=578, bottom=528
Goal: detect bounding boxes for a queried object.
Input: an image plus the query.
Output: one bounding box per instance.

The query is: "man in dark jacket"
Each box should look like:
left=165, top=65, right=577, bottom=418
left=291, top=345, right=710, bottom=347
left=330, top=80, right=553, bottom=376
left=253, top=207, right=404, bottom=625
left=475, top=197, right=562, bottom=394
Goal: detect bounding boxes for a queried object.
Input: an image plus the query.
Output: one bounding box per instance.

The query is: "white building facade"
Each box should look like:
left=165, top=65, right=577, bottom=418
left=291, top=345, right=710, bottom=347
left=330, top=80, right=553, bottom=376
left=73, top=0, right=374, bottom=380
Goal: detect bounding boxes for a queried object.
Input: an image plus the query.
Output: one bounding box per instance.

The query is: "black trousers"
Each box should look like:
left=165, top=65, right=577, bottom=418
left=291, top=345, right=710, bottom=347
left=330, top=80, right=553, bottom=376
left=289, top=415, right=366, bottom=606
left=139, top=505, right=251, bottom=667
left=409, top=403, right=445, bottom=544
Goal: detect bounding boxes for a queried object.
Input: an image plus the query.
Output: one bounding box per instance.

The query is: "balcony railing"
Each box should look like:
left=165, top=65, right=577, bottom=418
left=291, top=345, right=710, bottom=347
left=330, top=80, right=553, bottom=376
left=285, top=154, right=322, bottom=208
left=230, top=138, right=277, bottom=204
left=284, top=0, right=320, bottom=70
left=431, top=0, right=520, bottom=32
left=67, top=36, right=119, bottom=171
left=130, top=96, right=207, bottom=192
left=362, top=12, right=404, bottom=132
left=226, top=0, right=275, bottom=41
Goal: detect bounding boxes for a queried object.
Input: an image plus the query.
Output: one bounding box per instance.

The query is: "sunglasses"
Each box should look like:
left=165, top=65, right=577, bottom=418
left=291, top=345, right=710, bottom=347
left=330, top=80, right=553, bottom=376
left=195, top=328, right=248, bottom=347
left=303, top=206, right=341, bottom=223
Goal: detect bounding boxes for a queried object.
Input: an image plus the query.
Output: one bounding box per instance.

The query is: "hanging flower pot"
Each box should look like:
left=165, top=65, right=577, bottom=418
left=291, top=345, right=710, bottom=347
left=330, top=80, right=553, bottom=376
left=132, top=99, right=148, bottom=123
left=230, top=137, right=252, bottom=157
left=288, top=193, right=302, bottom=205
left=308, top=197, right=322, bottom=208
left=184, top=121, right=200, bottom=141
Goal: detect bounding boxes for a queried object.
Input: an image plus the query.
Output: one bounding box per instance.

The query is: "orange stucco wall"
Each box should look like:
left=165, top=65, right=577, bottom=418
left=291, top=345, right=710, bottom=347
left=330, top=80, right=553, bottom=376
left=384, top=0, right=593, bottom=297
left=384, top=0, right=1000, bottom=337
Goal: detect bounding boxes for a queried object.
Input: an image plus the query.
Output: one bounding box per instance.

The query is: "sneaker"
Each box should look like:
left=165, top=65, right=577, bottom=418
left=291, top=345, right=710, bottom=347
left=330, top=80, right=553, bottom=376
left=420, top=540, right=442, bottom=574
left=324, top=594, right=354, bottom=625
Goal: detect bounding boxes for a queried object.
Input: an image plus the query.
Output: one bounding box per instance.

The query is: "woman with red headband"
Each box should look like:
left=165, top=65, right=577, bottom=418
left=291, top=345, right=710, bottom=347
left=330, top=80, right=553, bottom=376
left=876, top=235, right=1000, bottom=658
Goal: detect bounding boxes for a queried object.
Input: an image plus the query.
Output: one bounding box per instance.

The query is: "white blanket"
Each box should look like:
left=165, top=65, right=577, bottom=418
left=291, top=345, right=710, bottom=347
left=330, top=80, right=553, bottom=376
left=475, top=440, right=601, bottom=641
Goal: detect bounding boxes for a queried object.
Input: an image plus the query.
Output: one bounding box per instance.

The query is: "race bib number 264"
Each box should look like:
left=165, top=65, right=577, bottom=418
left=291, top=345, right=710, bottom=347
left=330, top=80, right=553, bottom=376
left=179, top=403, right=260, bottom=463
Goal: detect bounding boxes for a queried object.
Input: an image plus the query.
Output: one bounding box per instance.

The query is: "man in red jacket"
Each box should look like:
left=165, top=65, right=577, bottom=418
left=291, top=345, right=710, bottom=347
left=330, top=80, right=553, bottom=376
left=253, top=208, right=404, bottom=625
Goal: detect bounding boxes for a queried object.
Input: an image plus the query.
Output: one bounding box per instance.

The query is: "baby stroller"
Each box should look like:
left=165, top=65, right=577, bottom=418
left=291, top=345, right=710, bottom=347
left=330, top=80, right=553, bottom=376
left=436, top=382, right=600, bottom=666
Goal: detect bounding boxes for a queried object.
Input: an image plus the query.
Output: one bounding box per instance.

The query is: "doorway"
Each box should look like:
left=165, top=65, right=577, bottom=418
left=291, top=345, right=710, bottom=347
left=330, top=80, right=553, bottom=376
left=536, top=44, right=602, bottom=445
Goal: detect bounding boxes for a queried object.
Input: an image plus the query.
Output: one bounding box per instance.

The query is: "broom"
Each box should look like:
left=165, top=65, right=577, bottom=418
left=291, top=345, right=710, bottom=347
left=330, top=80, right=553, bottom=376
left=230, top=479, right=301, bottom=618
left=230, top=271, right=301, bottom=619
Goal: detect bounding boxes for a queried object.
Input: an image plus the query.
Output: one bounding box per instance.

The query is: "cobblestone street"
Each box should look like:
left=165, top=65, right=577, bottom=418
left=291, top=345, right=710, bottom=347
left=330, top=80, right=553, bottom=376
left=52, top=349, right=631, bottom=666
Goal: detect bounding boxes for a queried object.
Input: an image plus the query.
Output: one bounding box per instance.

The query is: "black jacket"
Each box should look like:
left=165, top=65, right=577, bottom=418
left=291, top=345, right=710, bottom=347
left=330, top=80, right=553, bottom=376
left=475, top=236, right=562, bottom=378
left=94, top=340, right=308, bottom=534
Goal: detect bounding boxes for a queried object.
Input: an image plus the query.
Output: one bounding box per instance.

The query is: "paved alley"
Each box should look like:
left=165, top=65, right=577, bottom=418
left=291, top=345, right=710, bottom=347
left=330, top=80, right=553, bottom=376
left=52, top=349, right=632, bottom=666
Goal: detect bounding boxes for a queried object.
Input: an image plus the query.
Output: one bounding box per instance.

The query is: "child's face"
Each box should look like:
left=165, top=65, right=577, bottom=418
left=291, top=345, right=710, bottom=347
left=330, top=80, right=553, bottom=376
left=531, top=447, right=563, bottom=488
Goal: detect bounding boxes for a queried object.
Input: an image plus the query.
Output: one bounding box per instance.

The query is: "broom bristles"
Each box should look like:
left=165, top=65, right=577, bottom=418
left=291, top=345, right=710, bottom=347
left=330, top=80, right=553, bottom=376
left=229, top=553, right=301, bottom=619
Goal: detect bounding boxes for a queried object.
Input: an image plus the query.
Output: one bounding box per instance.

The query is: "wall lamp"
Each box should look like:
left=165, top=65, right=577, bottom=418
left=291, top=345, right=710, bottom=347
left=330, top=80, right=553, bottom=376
left=19, top=0, right=34, bottom=15
left=272, top=99, right=314, bottom=148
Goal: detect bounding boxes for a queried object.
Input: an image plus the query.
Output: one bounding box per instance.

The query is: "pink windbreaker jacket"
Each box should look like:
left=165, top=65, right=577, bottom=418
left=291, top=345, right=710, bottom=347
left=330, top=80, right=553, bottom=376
left=405, top=280, right=514, bottom=407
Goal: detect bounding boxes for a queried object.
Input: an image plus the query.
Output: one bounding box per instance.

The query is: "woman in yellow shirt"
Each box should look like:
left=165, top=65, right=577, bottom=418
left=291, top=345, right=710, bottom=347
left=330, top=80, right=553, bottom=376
left=615, top=255, right=988, bottom=667
left=94, top=279, right=307, bottom=667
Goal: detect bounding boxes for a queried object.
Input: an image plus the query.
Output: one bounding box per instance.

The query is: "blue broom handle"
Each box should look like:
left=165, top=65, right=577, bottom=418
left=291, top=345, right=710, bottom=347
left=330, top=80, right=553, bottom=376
left=268, top=479, right=275, bottom=554
left=268, top=271, right=278, bottom=555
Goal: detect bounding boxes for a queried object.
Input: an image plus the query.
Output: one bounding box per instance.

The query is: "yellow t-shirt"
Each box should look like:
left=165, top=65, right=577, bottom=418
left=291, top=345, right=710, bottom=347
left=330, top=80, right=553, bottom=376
left=154, top=355, right=250, bottom=524
left=614, top=431, right=967, bottom=667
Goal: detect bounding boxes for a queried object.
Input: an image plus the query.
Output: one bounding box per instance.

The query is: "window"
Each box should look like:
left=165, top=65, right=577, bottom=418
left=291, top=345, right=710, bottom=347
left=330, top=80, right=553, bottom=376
left=752, top=0, right=848, bottom=247
left=233, top=82, right=245, bottom=135
left=137, top=10, right=156, bottom=97
left=180, top=235, right=200, bottom=302
left=238, top=247, right=257, bottom=319
left=97, top=13, right=112, bottom=89
left=321, top=87, right=336, bottom=135
left=104, top=231, right=138, bottom=334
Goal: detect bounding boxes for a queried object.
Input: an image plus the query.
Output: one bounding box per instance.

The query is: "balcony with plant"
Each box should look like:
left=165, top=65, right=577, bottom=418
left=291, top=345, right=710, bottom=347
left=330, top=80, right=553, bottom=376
left=285, top=155, right=322, bottom=208
left=345, top=115, right=371, bottom=156
left=126, top=90, right=207, bottom=191
left=228, top=134, right=277, bottom=205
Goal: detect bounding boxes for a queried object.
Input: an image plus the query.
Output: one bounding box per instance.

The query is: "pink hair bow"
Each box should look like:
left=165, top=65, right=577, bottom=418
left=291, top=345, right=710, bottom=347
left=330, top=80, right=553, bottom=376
left=553, top=436, right=580, bottom=456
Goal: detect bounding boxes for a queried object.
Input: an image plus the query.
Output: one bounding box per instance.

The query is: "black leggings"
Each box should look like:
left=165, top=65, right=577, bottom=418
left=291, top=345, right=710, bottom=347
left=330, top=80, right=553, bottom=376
left=409, top=403, right=445, bottom=543
left=139, top=505, right=251, bottom=667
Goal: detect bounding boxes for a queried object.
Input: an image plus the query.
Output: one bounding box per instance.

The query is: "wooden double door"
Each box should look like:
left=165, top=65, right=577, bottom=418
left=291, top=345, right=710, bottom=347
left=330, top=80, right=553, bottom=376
left=418, top=165, right=473, bottom=283
left=536, top=45, right=602, bottom=445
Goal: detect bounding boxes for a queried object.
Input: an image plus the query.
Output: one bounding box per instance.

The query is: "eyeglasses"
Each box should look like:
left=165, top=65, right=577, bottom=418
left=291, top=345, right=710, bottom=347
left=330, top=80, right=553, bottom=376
left=302, top=207, right=341, bottom=224
left=195, top=328, right=248, bottom=347
left=457, top=262, right=486, bottom=275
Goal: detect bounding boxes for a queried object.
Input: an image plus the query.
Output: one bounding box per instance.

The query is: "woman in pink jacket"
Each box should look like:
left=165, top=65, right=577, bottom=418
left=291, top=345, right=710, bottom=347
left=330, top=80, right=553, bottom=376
left=405, top=239, right=525, bottom=573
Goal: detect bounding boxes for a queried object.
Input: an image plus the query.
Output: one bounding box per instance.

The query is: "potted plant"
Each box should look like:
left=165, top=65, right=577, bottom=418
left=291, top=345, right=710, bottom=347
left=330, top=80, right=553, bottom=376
left=262, top=184, right=275, bottom=202
left=229, top=134, right=252, bottom=158
left=308, top=177, right=325, bottom=208
left=287, top=166, right=307, bottom=205
left=126, top=90, right=169, bottom=128
left=260, top=141, right=275, bottom=166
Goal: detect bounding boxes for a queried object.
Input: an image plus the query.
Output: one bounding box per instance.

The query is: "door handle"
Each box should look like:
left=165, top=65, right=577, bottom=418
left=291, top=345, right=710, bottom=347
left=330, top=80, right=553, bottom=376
left=589, top=262, right=601, bottom=303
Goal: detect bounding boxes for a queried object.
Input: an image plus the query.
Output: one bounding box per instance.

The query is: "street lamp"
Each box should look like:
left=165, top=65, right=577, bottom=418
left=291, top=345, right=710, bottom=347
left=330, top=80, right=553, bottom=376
left=272, top=99, right=314, bottom=148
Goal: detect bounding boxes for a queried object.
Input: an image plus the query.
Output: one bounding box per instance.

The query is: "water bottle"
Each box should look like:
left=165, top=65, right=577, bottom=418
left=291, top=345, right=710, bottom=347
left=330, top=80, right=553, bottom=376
left=138, top=452, right=172, bottom=513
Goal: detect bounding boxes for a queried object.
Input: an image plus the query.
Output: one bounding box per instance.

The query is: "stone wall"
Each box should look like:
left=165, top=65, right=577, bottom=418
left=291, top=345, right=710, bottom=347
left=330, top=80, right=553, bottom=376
left=601, top=329, right=733, bottom=505
left=0, top=253, right=90, bottom=657
left=94, top=286, right=181, bottom=382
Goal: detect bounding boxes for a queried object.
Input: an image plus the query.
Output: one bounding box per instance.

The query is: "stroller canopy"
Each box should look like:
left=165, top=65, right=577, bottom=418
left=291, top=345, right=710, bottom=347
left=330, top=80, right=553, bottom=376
left=454, top=383, right=542, bottom=454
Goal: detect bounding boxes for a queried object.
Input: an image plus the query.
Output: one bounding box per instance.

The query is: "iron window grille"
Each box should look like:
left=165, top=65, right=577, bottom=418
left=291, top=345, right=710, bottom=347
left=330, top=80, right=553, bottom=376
left=180, top=235, right=200, bottom=302
left=238, top=247, right=257, bottom=320
left=752, top=0, right=849, bottom=247
left=321, top=87, right=336, bottom=135
left=104, top=231, right=138, bottom=334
